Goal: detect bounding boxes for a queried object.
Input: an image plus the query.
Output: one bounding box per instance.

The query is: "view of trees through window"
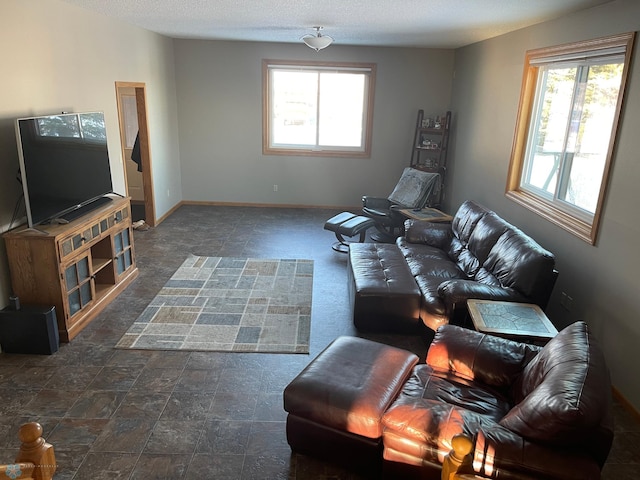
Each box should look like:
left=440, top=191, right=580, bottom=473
left=523, top=62, right=624, bottom=214
left=507, top=32, right=634, bottom=244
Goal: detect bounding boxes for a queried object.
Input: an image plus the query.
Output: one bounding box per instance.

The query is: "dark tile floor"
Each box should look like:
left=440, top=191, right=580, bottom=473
left=0, top=205, right=638, bottom=479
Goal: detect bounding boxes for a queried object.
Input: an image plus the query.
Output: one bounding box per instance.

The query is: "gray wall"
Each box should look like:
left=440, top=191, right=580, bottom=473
left=173, top=39, right=454, bottom=207
left=0, top=0, right=182, bottom=308
left=448, top=0, right=640, bottom=408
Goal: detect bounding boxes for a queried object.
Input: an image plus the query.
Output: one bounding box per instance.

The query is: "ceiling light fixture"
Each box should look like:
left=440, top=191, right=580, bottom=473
left=302, top=26, right=333, bottom=51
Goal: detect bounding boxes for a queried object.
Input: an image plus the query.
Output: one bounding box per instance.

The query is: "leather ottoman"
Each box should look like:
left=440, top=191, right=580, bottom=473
left=348, top=243, right=422, bottom=332
left=283, top=336, right=419, bottom=474
left=324, top=212, right=375, bottom=252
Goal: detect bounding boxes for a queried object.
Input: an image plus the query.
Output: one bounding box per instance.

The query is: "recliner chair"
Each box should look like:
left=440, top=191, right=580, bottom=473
left=283, top=321, right=613, bottom=480
left=362, top=167, right=440, bottom=242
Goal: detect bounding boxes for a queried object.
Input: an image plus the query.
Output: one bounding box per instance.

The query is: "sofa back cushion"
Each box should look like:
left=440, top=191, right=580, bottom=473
left=456, top=213, right=511, bottom=278
left=483, top=227, right=556, bottom=304
left=448, top=204, right=555, bottom=302
left=427, top=324, right=535, bottom=389
left=449, top=201, right=490, bottom=264
left=501, top=321, right=613, bottom=461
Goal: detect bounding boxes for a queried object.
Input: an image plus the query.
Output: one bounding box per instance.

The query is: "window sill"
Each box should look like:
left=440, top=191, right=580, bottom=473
left=505, top=190, right=596, bottom=244
left=262, top=147, right=370, bottom=158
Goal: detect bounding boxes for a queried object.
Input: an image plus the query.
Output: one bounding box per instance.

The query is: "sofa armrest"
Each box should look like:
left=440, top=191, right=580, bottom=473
left=426, top=325, right=539, bottom=389
left=361, top=195, right=391, bottom=210
left=438, top=279, right=528, bottom=305
left=468, top=426, right=603, bottom=479
left=403, top=219, right=452, bottom=248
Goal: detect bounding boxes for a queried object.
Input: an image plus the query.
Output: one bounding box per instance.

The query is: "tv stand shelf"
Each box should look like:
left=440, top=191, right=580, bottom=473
left=3, top=197, right=138, bottom=342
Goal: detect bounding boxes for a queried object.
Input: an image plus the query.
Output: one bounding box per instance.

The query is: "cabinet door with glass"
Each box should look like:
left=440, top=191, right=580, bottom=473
left=113, top=226, right=135, bottom=279
left=62, top=252, right=95, bottom=323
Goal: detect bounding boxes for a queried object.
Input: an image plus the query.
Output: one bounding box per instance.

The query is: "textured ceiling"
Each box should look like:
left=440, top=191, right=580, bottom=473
left=61, top=0, right=613, bottom=48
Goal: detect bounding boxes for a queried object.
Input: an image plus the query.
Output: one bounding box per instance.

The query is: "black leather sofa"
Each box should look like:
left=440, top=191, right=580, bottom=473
left=348, top=200, right=558, bottom=332
left=284, top=321, right=613, bottom=479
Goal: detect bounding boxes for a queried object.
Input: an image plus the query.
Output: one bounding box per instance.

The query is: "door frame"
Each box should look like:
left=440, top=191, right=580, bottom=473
left=115, top=81, right=156, bottom=227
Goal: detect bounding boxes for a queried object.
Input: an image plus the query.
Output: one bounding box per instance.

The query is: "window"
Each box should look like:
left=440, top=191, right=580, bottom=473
left=263, top=60, right=376, bottom=157
left=506, top=33, right=635, bottom=244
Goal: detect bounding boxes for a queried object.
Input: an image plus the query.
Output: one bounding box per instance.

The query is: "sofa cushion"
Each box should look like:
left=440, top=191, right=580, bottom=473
left=400, top=243, right=464, bottom=281
left=397, top=238, right=454, bottom=268
left=348, top=243, right=422, bottom=332
left=407, top=365, right=513, bottom=417
left=452, top=212, right=511, bottom=280
left=501, top=321, right=613, bottom=448
left=382, top=364, right=510, bottom=464
left=450, top=200, right=490, bottom=247
left=397, top=240, right=466, bottom=318
left=484, top=227, right=556, bottom=301
left=466, top=213, right=511, bottom=271
left=447, top=202, right=490, bottom=267
left=403, top=220, right=452, bottom=249
left=427, top=324, right=537, bottom=389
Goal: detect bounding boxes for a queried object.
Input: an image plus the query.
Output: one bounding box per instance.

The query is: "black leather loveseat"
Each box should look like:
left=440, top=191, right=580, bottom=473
left=348, top=200, right=558, bottom=333
left=284, top=321, right=613, bottom=479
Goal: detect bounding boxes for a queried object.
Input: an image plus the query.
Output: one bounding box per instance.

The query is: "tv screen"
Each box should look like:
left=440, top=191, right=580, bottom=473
left=15, top=112, right=114, bottom=227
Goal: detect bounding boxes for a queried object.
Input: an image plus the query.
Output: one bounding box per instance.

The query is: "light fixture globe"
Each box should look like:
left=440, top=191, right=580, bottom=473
left=302, top=26, right=333, bottom=51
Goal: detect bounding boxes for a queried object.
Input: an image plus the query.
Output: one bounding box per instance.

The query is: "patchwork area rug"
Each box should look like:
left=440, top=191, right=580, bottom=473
left=115, top=255, right=313, bottom=353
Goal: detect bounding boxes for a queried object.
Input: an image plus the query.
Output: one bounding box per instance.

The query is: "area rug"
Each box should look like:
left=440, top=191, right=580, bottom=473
left=115, top=255, right=313, bottom=353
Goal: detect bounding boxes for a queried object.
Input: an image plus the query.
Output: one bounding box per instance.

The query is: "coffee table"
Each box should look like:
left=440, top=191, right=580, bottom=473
left=467, top=299, right=558, bottom=345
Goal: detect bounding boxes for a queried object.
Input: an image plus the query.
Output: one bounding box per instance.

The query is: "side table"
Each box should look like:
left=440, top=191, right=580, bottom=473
left=467, top=299, right=558, bottom=345
left=397, top=207, right=453, bottom=237
left=398, top=207, right=453, bottom=223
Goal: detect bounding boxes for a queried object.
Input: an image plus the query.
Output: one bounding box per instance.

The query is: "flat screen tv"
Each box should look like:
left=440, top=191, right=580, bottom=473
left=15, top=112, right=114, bottom=227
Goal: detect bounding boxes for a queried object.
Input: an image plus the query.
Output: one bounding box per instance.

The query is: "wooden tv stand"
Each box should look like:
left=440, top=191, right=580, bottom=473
left=3, top=196, right=138, bottom=342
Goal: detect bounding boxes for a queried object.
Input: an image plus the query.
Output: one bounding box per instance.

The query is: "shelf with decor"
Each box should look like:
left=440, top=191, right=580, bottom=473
left=410, top=110, right=451, bottom=205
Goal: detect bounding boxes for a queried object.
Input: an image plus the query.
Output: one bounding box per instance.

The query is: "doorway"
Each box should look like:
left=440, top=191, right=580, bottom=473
left=115, top=82, right=156, bottom=227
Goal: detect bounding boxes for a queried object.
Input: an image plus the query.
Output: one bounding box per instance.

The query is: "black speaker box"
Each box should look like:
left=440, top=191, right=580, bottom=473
left=0, top=305, right=59, bottom=355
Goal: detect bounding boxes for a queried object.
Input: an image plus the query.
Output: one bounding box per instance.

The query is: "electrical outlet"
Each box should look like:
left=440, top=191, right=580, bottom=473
left=273, top=185, right=278, bottom=192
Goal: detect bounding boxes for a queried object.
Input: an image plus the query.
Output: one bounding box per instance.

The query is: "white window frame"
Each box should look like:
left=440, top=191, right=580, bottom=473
left=262, top=59, right=376, bottom=157
left=506, top=32, right=635, bottom=244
